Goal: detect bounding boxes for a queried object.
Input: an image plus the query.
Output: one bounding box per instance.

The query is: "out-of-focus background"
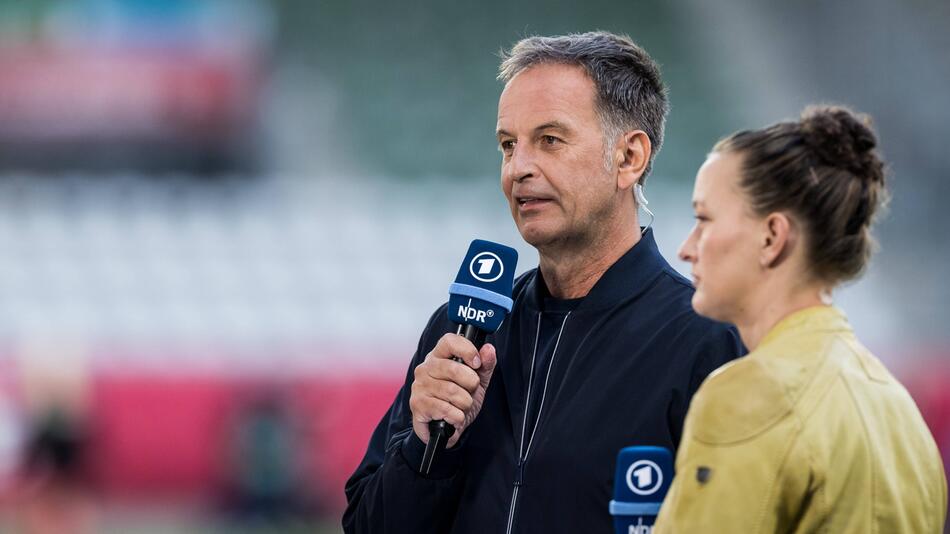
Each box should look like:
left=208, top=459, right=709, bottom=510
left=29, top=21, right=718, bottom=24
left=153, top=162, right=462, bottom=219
left=0, top=0, right=947, bottom=532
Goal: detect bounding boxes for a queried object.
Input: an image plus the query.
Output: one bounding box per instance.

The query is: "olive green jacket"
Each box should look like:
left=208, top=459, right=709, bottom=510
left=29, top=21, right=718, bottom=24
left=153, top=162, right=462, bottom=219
left=655, top=306, right=947, bottom=533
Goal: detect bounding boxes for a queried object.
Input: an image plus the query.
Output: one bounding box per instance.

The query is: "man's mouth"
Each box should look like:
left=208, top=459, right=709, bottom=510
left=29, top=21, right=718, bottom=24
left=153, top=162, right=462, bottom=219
left=517, top=197, right=552, bottom=207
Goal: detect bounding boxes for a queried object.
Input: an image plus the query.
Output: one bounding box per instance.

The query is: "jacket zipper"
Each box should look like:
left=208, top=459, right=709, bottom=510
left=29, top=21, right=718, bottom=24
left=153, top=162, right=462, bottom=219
left=505, top=311, right=570, bottom=534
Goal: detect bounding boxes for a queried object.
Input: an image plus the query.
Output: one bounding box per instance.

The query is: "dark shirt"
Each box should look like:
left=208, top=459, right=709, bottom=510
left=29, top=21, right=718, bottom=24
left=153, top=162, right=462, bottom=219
left=519, top=295, right=582, bottom=457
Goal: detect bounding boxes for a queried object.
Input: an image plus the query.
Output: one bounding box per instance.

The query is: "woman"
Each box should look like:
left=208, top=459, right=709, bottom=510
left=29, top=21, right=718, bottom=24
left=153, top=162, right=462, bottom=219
left=654, top=106, right=947, bottom=532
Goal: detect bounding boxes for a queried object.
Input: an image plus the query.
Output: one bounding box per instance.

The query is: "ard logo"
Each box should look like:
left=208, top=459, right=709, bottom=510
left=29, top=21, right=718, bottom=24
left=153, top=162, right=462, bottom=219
left=626, top=460, right=663, bottom=496
left=469, top=251, right=504, bottom=283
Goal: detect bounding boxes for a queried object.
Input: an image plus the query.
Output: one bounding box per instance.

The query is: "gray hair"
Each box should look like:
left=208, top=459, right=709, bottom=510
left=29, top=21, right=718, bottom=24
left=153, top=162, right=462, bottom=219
left=498, top=31, right=669, bottom=182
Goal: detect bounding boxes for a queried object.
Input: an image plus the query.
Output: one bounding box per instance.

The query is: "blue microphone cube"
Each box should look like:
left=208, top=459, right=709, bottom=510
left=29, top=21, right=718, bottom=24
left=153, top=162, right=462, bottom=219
left=447, top=239, right=518, bottom=333
left=609, top=446, right=673, bottom=533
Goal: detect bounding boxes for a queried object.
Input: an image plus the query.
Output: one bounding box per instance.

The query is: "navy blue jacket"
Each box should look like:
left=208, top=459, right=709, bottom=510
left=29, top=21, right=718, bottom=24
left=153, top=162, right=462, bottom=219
left=344, top=229, right=743, bottom=533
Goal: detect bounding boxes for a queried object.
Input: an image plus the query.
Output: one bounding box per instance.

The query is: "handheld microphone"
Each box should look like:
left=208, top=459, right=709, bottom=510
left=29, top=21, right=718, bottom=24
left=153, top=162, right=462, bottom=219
left=419, top=239, right=518, bottom=475
left=609, top=446, right=673, bottom=534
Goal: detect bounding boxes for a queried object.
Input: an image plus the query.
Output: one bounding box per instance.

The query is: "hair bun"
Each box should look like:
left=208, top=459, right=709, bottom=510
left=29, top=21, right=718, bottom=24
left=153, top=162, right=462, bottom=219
left=800, top=106, right=881, bottom=180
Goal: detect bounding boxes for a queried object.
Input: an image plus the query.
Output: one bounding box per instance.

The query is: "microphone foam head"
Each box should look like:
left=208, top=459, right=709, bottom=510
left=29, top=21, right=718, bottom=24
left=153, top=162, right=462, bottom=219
left=609, top=446, right=673, bottom=532
left=447, top=239, right=518, bottom=333
left=612, top=446, right=673, bottom=504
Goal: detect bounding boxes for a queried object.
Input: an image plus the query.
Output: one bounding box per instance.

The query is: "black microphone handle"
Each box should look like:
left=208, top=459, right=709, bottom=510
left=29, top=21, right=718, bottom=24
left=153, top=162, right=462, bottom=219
left=419, top=323, right=487, bottom=475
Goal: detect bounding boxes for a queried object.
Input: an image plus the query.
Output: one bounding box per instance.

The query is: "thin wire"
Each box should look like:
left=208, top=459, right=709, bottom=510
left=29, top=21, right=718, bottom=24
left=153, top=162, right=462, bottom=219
left=641, top=204, right=655, bottom=231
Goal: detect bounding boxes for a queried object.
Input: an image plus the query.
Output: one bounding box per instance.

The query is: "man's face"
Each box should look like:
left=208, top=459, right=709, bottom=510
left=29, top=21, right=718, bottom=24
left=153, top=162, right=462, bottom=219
left=496, top=64, right=620, bottom=251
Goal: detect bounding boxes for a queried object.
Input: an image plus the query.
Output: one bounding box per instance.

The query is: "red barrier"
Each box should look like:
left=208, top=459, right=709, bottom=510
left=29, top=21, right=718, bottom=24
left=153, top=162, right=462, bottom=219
left=89, top=373, right=402, bottom=513
left=52, top=362, right=950, bottom=517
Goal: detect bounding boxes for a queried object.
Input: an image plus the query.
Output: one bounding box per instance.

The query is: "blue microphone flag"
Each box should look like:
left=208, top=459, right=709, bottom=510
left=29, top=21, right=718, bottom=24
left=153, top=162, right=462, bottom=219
left=447, top=239, right=518, bottom=333
left=609, top=446, right=673, bottom=534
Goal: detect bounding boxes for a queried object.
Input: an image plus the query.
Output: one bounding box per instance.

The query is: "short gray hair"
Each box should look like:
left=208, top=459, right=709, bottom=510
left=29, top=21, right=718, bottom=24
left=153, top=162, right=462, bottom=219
left=499, top=31, right=669, bottom=182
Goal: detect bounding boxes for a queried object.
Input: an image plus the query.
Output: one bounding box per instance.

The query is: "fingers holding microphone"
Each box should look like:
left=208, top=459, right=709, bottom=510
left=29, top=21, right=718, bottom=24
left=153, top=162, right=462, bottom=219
left=410, top=333, right=497, bottom=448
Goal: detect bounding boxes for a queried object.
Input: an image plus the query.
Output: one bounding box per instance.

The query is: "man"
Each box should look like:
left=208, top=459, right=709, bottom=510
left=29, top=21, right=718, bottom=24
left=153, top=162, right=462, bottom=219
left=344, top=31, right=743, bottom=533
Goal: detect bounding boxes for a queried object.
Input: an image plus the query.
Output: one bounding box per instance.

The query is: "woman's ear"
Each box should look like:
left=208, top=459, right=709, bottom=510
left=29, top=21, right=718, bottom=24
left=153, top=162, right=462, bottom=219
left=617, top=130, right=651, bottom=190
left=760, top=212, right=796, bottom=268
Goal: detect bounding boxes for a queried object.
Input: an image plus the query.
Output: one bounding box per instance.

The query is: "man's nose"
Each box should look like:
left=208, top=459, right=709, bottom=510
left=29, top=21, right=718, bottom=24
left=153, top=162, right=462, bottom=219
left=506, top=143, right=537, bottom=183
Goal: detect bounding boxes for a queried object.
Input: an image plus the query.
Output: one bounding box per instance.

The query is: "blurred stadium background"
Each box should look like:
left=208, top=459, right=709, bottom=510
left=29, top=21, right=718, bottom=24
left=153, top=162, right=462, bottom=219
left=0, top=0, right=947, bottom=532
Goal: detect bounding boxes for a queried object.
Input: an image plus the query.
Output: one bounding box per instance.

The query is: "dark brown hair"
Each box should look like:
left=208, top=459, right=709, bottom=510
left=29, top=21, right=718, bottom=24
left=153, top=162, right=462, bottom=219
left=714, top=105, right=888, bottom=285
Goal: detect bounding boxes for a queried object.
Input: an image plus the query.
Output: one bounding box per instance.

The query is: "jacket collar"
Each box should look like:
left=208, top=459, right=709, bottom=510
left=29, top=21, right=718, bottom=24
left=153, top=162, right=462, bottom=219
left=757, top=305, right=851, bottom=350
left=521, top=228, right=670, bottom=313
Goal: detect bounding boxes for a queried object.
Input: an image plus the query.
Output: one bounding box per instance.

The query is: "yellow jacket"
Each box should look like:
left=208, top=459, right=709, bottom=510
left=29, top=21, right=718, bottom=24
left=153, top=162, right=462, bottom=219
left=655, top=306, right=947, bottom=533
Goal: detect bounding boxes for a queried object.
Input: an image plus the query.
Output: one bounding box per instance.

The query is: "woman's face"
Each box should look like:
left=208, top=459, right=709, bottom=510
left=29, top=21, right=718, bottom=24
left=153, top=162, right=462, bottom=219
left=678, top=151, right=764, bottom=323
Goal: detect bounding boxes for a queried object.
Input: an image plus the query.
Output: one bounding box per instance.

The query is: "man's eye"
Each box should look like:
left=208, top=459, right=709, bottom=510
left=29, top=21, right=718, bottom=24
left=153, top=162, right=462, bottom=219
left=542, top=135, right=560, bottom=145
left=499, top=140, right=515, bottom=153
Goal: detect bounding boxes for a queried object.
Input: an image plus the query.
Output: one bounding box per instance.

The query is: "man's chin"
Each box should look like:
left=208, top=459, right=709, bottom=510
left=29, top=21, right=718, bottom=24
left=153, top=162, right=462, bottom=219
left=517, top=226, right=558, bottom=249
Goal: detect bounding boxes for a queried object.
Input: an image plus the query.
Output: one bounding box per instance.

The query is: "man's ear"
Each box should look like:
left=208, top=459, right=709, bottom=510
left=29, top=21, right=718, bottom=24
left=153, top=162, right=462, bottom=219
left=760, top=212, right=797, bottom=268
left=616, top=130, right=651, bottom=191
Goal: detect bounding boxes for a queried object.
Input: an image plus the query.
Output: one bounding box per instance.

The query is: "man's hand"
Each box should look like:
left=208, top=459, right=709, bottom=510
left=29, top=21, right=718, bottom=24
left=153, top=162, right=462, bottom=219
left=410, top=333, right=497, bottom=448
